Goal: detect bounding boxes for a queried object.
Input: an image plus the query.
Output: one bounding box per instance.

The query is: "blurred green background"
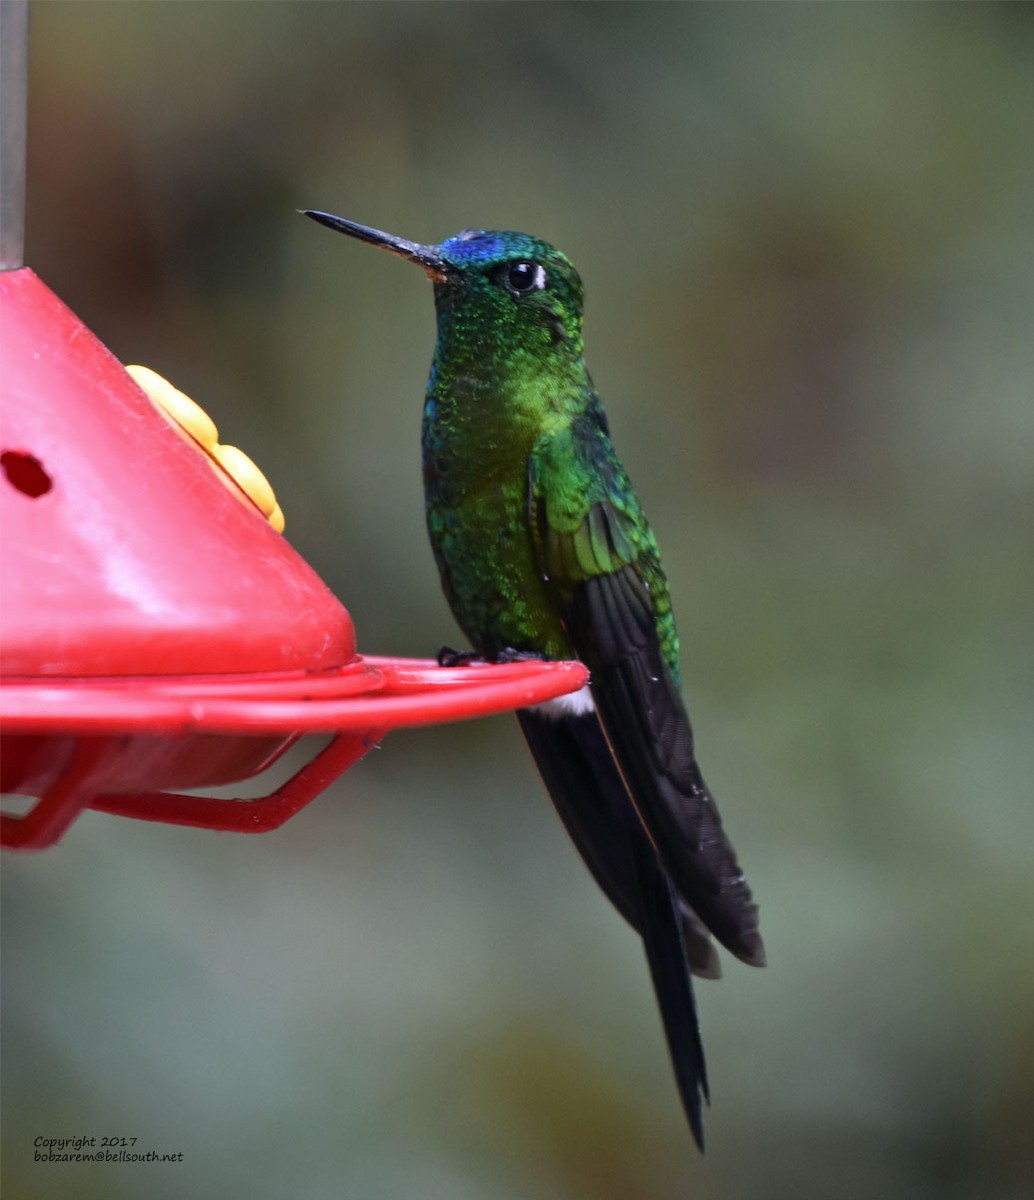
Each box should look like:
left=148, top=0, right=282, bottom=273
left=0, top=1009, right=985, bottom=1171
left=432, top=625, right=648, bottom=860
left=3, top=3, right=1033, bottom=1198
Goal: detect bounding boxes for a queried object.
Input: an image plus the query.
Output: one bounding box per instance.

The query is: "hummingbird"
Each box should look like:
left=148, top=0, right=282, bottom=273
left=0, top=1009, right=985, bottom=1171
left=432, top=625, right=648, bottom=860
left=305, top=210, right=765, bottom=1150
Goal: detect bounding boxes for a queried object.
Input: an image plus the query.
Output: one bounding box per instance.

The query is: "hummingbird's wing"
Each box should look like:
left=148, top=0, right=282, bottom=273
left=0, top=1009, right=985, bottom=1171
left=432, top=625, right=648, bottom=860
left=528, top=406, right=765, bottom=969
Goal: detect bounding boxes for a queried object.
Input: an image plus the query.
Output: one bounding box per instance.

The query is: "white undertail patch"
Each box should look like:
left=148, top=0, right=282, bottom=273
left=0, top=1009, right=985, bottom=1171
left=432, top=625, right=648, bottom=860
left=532, top=683, right=596, bottom=721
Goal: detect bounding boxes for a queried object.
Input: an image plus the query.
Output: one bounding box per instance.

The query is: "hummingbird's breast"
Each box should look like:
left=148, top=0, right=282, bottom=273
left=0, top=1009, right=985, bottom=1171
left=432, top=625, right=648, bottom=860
left=422, top=383, right=571, bottom=661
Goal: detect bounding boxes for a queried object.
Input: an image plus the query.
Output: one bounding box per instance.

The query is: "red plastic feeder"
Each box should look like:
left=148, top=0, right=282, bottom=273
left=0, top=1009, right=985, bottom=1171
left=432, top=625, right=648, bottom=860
left=0, top=268, right=588, bottom=849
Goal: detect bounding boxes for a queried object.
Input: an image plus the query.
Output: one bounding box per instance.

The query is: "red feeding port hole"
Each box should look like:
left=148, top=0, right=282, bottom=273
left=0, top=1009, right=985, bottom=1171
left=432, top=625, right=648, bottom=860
left=2, top=450, right=52, bottom=498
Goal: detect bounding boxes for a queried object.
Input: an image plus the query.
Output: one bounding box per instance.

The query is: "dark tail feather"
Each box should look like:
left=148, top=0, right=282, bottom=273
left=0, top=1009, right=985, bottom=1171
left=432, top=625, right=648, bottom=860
left=516, top=707, right=720, bottom=978
left=631, top=828, right=709, bottom=1151
left=517, top=705, right=710, bottom=1148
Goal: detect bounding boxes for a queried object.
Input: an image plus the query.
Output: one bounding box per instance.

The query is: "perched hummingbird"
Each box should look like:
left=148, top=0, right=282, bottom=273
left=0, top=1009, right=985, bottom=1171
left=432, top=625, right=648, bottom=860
left=305, top=210, right=765, bottom=1150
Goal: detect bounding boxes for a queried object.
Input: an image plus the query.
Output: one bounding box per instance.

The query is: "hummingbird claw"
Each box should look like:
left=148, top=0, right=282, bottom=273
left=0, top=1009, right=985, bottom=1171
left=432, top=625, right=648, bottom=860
left=436, top=645, right=548, bottom=667
left=436, top=645, right=483, bottom=668
left=495, top=647, right=548, bottom=664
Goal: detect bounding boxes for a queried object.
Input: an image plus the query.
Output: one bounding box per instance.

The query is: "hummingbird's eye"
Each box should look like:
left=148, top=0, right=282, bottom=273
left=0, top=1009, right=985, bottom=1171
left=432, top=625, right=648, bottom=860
left=503, top=260, right=546, bottom=297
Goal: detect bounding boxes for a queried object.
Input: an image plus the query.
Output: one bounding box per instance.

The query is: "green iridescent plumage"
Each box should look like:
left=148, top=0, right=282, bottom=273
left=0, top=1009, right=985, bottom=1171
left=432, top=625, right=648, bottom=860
left=306, top=210, right=764, bottom=1151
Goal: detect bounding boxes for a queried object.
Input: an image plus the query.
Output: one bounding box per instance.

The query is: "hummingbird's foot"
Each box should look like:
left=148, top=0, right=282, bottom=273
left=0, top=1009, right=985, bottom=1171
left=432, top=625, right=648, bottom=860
left=436, top=645, right=548, bottom=668
left=436, top=646, right=484, bottom=668
left=494, top=647, right=548, bottom=664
